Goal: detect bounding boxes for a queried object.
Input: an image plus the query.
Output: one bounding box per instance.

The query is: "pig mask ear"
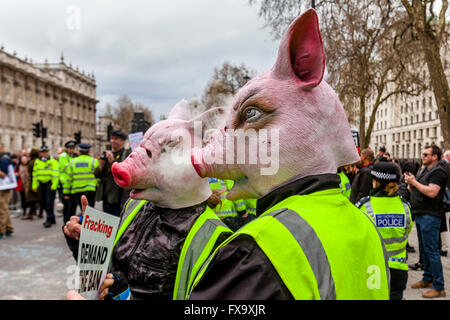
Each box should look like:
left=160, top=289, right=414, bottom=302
left=272, top=9, right=325, bottom=90
left=168, top=99, right=192, bottom=121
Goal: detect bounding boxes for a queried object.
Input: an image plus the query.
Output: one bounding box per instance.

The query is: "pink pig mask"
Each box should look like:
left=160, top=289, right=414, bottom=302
left=191, top=9, right=359, bottom=201
left=112, top=99, right=226, bottom=209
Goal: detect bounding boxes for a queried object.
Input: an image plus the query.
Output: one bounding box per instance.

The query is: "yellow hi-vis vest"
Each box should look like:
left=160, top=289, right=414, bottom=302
left=112, top=199, right=232, bottom=300
left=191, top=188, right=390, bottom=300
left=32, top=157, right=59, bottom=190
left=64, top=155, right=99, bottom=194
left=357, top=195, right=412, bottom=271
left=58, top=152, right=75, bottom=186
left=208, top=178, right=238, bottom=218
left=243, top=198, right=257, bottom=216
left=338, top=172, right=351, bottom=199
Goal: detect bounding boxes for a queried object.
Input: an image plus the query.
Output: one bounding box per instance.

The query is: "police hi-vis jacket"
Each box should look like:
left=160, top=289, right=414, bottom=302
left=356, top=187, right=412, bottom=271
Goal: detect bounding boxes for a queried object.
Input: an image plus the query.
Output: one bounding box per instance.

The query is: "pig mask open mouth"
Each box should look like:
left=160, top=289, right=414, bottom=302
left=111, top=99, right=228, bottom=209
left=191, top=9, right=360, bottom=201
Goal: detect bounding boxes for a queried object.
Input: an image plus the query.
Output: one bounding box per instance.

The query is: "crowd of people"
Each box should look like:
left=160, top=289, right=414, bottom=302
left=2, top=132, right=449, bottom=300
left=0, top=129, right=131, bottom=236
left=338, top=145, right=450, bottom=299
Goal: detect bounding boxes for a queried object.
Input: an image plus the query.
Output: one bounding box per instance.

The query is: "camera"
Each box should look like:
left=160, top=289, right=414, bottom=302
left=100, top=151, right=107, bottom=161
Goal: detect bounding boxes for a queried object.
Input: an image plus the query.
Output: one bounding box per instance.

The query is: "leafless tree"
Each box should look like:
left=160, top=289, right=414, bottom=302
left=400, top=0, right=450, bottom=148
left=202, top=61, right=256, bottom=109
left=102, top=95, right=154, bottom=134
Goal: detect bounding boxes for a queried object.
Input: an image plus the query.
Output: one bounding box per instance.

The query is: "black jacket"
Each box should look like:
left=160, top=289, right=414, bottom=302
left=350, top=163, right=373, bottom=204
left=65, top=200, right=229, bottom=299
left=189, top=173, right=341, bottom=300
left=409, top=161, right=448, bottom=218
left=95, top=148, right=131, bottom=208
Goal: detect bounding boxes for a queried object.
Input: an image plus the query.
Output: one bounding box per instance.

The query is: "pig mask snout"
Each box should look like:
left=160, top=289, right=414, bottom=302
left=111, top=162, right=132, bottom=188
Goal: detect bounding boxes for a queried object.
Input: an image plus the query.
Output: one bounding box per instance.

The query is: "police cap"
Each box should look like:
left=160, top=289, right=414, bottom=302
left=371, top=161, right=399, bottom=183
left=78, top=143, right=92, bottom=152
left=64, top=140, right=78, bottom=148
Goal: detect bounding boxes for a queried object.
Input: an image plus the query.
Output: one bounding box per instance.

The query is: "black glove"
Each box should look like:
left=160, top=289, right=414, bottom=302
left=104, top=273, right=131, bottom=300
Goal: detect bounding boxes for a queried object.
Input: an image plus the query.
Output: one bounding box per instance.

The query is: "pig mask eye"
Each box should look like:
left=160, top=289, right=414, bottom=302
left=243, top=107, right=262, bottom=122
left=146, top=149, right=152, bottom=158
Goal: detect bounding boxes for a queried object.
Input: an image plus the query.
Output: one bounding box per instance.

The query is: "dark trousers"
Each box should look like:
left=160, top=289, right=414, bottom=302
left=68, top=191, right=96, bottom=217
left=416, top=214, right=445, bottom=291
left=40, top=182, right=56, bottom=224
left=19, top=190, right=28, bottom=216
left=389, top=268, right=408, bottom=300
left=58, top=187, right=72, bottom=224
left=102, top=198, right=122, bottom=217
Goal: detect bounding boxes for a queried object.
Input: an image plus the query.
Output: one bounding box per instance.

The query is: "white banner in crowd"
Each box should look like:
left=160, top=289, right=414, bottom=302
left=76, top=206, right=120, bottom=300
left=0, top=165, right=17, bottom=191
left=128, top=132, right=144, bottom=152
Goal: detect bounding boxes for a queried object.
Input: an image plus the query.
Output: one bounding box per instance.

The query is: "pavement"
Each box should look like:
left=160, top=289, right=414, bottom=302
left=0, top=202, right=95, bottom=300
left=0, top=202, right=449, bottom=300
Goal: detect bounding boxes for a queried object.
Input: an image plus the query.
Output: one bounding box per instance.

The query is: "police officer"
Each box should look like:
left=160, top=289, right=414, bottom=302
left=32, top=145, right=59, bottom=228
left=337, top=166, right=352, bottom=199
left=58, top=140, right=78, bottom=224
left=356, top=160, right=412, bottom=300
left=64, top=143, right=99, bottom=217
left=208, top=178, right=238, bottom=220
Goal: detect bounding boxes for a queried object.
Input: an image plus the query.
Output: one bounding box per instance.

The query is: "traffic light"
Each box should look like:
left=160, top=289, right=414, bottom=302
left=41, top=127, right=47, bottom=139
left=74, top=130, right=81, bottom=144
left=107, top=123, right=113, bottom=141
left=32, top=122, right=41, bottom=138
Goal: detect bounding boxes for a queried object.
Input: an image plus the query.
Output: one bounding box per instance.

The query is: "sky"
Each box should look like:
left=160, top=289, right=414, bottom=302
left=0, top=0, right=281, bottom=122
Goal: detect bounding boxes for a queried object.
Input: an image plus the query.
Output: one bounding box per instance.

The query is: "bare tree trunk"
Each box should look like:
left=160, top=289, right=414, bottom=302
left=359, top=96, right=367, bottom=149
left=421, top=36, right=450, bottom=149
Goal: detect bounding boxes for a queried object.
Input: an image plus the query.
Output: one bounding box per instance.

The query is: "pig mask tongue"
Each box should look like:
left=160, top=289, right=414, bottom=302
left=112, top=99, right=229, bottom=209
left=191, top=9, right=359, bottom=200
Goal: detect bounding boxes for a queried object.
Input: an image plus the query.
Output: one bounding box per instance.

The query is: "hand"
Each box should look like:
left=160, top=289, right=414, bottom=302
left=64, top=195, right=70, bottom=200
left=105, top=151, right=115, bottom=163
left=404, top=172, right=416, bottom=186
left=0, top=171, right=5, bottom=179
left=66, top=290, right=86, bottom=300
left=98, top=273, right=115, bottom=300
left=99, top=158, right=107, bottom=168
left=63, top=195, right=88, bottom=240
left=32, top=189, right=38, bottom=193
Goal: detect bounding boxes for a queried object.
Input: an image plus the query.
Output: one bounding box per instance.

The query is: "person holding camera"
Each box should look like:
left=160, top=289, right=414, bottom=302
left=95, top=130, right=131, bottom=217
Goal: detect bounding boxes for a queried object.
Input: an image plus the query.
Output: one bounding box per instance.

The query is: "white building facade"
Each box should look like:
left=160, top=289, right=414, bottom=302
left=0, top=48, right=98, bottom=155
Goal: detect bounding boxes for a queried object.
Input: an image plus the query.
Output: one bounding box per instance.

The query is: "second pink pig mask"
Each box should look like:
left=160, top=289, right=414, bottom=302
left=191, top=9, right=359, bottom=200
left=111, top=99, right=225, bottom=209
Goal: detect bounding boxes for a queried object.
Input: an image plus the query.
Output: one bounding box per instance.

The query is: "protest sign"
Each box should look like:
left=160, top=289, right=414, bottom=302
left=77, top=206, right=120, bottom=300
left=129, top=132, right=144, bottom=152
left=0, top=165, right=17, bottom=191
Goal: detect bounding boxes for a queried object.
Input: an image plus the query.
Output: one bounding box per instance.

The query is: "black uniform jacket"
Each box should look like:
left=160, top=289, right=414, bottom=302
left=189, top=173, right=341, bottom=300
